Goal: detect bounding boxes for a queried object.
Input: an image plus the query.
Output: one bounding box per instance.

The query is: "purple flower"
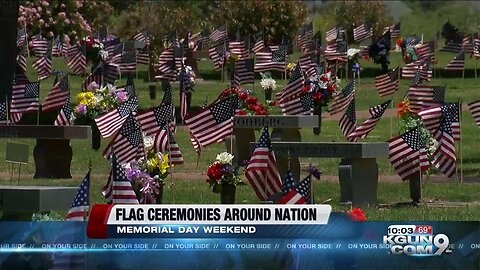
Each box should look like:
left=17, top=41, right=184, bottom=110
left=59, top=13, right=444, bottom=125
left=87, top=81, right=99, bottom=91
left=116, top=91, right=128, bottom=103
left=75, top=104, right=87, bottom=115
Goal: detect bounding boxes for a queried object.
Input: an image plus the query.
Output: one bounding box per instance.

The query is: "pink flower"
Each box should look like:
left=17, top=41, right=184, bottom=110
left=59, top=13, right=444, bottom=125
left=37, top=6, right=42, bottom=12
left=116, top=91, right=128, bottom=103
left=76, top=104, right=87, bottom=115
left=87, top=82, right=99, bottom=91
left=58, top=12, right=66, bottom=18
left=60, top=3, right=65, bottom=8
left=42, top=1, right=49, bottom=6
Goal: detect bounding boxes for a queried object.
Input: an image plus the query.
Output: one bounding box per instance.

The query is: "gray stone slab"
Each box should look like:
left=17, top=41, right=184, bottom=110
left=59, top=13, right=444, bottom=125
left=0, top=125, right=91, bottom=139
left=0, top=186, right=77, bottom=212
left=234, top=116, right=318, bottom=128
left=250, top=142, right=388, bottom=158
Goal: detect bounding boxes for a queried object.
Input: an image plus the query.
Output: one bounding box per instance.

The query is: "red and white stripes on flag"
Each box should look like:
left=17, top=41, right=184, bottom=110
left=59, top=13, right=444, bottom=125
left=328, top=78, right=356, bottom=115
left=276, top=62, right=304, bottom=102
left=353, top=23, right=373, bottom=43
left=276, top=176, right=311, bottom=204
left=407, top=85, right=445, bottom=113
left=374, top=68, right=399, bottom=97
left=64, top=170, right=90, bottom=221
left=232, top=59, right=255, bottom=87
left=339, top=98, right=357, bottom=140
left=31, top=35, right=48, bottom=57
left=254, top=48, right=286, bottom=72
left=10, top=73, right=40, bottom=114
left=94, top=95, right=139, bottom=138
left=184, top=95, right=238, bottom=153
left=468, top=100, right=480, bottom=126
left=388, top=127, right=429, bottom=181
left=54, top=96, right=73, bottom=126
left=210, top=25, right=228, bottom=44
left=474, top=38, right=480, bottom=58
left=384, top=22, right=401, bottom=39
left=111, top=155, right=139, bottom=204
left=401, top=60, right=421, bottom=79
left=229, top=41, right=249, bottom=60
left=325, top=27, right=339, bottom=43
left=245, top=127, right=283, bottom=201
left=119, top=51, right=137, bottom=73
left=209, top=44, right=225, bottom=70
left=136, top=47, right=149, bottom=65
left=445, top=51, right=465, bottom=71
left=278, top=92, right=314, bottom=116
left=32, top=49, right=52, bottom=80
left=42, top=74, right=69, bottom=111
left=66, top=44, right=87, bottom=75
left=154, top=126, right=184, bottom=164
left=252, top=33, right=265, bottom=53
left=347, top=100, right=391, bottom=141
left=137, top=104, right=175, bottom=139
left=324, top=40, right=348, bottom=62
left=416, top=41, right=436, bottom=63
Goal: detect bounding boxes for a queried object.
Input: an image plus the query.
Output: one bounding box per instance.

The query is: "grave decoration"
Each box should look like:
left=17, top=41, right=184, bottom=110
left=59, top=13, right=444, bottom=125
left=222, top=87, right=275, bottom=116
left=83, top=36, right=110, bottom=69
left=73, top=81, right=133, bottom=150
left=206, top=152, right=245, bottom=204
left=260, top=72, right=277, bottom=101
left=122, top=134, right=170, bottom=204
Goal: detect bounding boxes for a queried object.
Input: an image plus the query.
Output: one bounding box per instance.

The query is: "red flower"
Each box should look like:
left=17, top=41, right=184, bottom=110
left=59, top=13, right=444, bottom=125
left=312, top=92, right=322, bottom=102
left=269, top=100, right=277, bottom=106
left=363, top=54, right=370, bottom=61
left=320, top=76, right=329, bottom=82
left=231, top=88, right=238, bottom=94
left=246, top=96, right=258, bottom=105
left=223, top=89, right=231, bottom=97
left=85, top=36, right=95, bottom=48
left=207, top=162, right=223, bottom=180
left=236, top=110, right=247, bottom=116
left=327, top=84, right=335, bottom=93
left=326, top=68, right=332, bottom=74
left=347, top=208, right=366, bottom=222
left=303, top=84, right=312, bottom=93
left=239, top=92, right=248, bottom=100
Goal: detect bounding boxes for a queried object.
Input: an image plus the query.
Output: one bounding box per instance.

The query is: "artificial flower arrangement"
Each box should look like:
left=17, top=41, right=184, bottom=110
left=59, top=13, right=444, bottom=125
left=259, top=72, right=277, bottom=92
left=285, top=63, right=297, bottom=79
left=206, top=152, right=244, bottom=193
left=396, top=99, right=436, bottom=166
left=346, top=208, right=367, bottom=222
left=123, top=134, right=170, bottom=204
left=83, top=36, right=109, bottom=67
left=395, top=37, right=420, bottom=64
left=176, top=65, right=196, bottom=89
left=73, top=81, right=130, bottom=124
left=220, top=87, right=275, bottom=116
left=302, top=69, right=340, bottom=107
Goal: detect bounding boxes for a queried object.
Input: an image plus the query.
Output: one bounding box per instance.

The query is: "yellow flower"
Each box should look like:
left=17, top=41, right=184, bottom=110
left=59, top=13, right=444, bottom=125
left=286, top=62, right=296, bottom=71
left=158, top=154, right=170, bottom=174
left=76, top=93, right=85, bottom=103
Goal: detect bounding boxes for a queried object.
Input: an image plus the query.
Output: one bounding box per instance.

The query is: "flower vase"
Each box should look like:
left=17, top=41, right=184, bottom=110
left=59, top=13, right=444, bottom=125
left=313, top=105, right=322, bottom=135
left=220, top=184, right=236, bottom=204
left=264, top=88, right=273, bottom=101
left=91, top=122, right=101, bottom=151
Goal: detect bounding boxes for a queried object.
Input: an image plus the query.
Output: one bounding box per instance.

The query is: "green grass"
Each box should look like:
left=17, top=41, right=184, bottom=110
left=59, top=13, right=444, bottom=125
left=1, top=51, right=480, bottom=221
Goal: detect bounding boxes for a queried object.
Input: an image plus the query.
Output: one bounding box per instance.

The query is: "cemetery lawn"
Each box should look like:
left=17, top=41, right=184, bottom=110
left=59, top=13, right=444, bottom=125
left=1, top=53, right=480, bottom=221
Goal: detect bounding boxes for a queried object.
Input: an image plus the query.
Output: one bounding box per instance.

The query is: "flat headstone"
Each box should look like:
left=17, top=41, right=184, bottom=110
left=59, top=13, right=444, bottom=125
left=234, top=115, right=318, bottom=128
left=0, top=186, right=77, bottom=212
left=0, top=125, right=91, bottom=139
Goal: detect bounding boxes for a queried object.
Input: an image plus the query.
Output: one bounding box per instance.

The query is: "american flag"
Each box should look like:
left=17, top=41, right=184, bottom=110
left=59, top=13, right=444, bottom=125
left=136, top=47, right=149, bottom=65
left=155, top=61, right=176, bottom=81
left=252, top=33, right=265, bottom=53
left=353, top=23, right=373, bottom=43
left=468, top=100, right=480, bottom=126
left=282, top=170, right=296, bottom=195
left=374, top=68, right=399, bottom=97
left=298, top=51, right=319, bottom=76
left=155, top=125, right=184, bottom=164
left=297, top=22, right=314, bottom=49
left=326, top=27, right=341, bottom=43
left=384, top=22, right=401, bottom=38
left=209, top=44, right=225, bottom=70
left=388, top=127, right=429, bottom=181
left=103, top=113, right=144, bottom=164
left=401, top=60, right=421, bottom=79
left=445, top=51, right=465, bottom=71
left=103, top=39, right=121, bottom=62
left=66, top=44, right=87, bottom=75
left=31, top=34, right=48, bottom=57
left=463, top=34, right=478, bottom=53
left=245, top=127, right=283, bottom=201
left=111, top=154, right=139, bottom=204
left=408, top=85, right=445, bottom=113
left=347, top=100, right=391, bottom=141
left=440, top=36, right=463, bottom=53
left=10, top=75, right=40, bottom=114
left=52, top=36, right=68, bottom=57
left=276, top=62, right=303, bottom=102
left=95, top=95, right=139, bottom=138
left=229, top=41, right=249, bottom=60
left=277, top=176, right=311, bottom=204
left=177, top=70, right=190, bottom=120
left=54, top=96, right=73, bottom=126
left=0, top=100, right=22, bottom=124
left=189, top=29, right=210, bottom=51
left=133, top=30, right=150, bottom=45
left=185, top=95, right=238, bottom=152
left=210, top=25, right=228, bottom=44
left=42, top=74, right=69, bottom=111
left=64, top=170, right=90, bottom=221
left=279, top=92, right=314, bottom=116
left=137, top=104, right=175, bottom=137
left=254, top=48, right=286, bottom=72
left=32, top=45, right=52, bottom=80
left=419, top=103, right=460, bottom=141
left=117, top=76, right=136, bottom=96
left=416, top=41, right=436, bottom=63
left=16, top=44, right=28, bottom=74
left=174, top=45, right=185, bottom=69
left=419, top=105, right=458, bottom=177
left=306, top=64, right=325, bottom=79
left=232, top=58, right=254, bottom=87
left=108, top=42, right=124, bottom=64
left=82, top=62, right=119, bottom=89
left=324, top=39, right=348, bottom=62
left=328, top=78, right=356, bottom=115
left=16, top=28, right=27, bottom=48
left=119, top=51, right=137, bottom=73
left=339, top=98, right=357, bottom=140
left=474, top=38, right=480, bottom=58
left=419, top=57, right=433, bottom=81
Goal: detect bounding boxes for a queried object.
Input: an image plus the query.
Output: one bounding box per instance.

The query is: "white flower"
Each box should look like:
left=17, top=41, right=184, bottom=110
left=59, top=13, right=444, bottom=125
left=98, top=49, right=108, bottom=60
left=260, top=78, right=276, bottom=91
left=347, top=48, right=360, bottom=59
left=143, top=134, right=154, bottom=150
left=216, top=152, right=234, bottom=164
left=156, top=152, right=165, bottom=163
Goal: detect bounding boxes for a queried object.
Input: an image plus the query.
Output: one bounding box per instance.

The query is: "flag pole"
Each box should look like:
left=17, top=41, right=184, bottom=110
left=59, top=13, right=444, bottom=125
left=459, top=101, right=463, bottom=183
left=5, top=94, right=10, bottom=125
left=167, top=130, right=176, bottom=204
left=308, top=163, right=314, bottom=204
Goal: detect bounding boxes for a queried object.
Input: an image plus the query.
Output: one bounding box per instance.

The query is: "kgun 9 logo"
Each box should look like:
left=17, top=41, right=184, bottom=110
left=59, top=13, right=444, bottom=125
left=383, top=225, right=452, bottom=256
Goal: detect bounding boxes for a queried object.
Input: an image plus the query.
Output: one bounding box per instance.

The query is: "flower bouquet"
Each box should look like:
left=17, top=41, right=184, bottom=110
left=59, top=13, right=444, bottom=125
left=260, top=72, right=277, bottom=101
left=206, top=152, right=244, bottom=204
left=220, top=87, right=275, bottom=116
left=285, top=63, right=296, bottom=79
left=83, top=36, right=109, bottom=69
left=123, top=135, right=170, bottom=204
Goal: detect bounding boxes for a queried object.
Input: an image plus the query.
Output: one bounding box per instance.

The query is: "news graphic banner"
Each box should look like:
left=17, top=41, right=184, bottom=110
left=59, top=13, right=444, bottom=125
left=0, top=204, right=479, bottom=270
